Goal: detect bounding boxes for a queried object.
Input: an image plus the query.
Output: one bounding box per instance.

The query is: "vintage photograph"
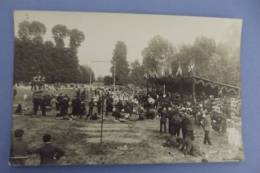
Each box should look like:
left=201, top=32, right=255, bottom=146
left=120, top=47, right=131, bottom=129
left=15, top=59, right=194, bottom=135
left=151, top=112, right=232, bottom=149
left=10, top=10, right=243, bottom=166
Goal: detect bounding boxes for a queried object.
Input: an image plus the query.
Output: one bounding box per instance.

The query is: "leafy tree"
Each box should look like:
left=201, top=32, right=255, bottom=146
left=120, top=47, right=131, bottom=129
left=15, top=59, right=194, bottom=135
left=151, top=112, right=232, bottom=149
left=172, top=37, right=239, bottom=85
left=111, top=41, right=129, bottom=85
left=14, top=20, right=92, bottom=84
left=30, top=21, right=46, bottom=44
left=69, top=29, right=85, bottom=50
left=129, top=60, right=145, bottom=86
left=52, top=24, right=68, bottom=48
left=142, top=35, right=176, bottom=75
left=17, top=21, right=31, bottom=41
left=79, top=65, right=95, bottom=83
left=103, top=75, right=113, bottom=85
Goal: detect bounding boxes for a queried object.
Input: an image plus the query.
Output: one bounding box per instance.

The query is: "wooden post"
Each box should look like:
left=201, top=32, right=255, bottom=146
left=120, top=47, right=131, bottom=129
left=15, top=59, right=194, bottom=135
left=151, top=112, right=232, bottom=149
left=100, top=95, right=104, bottom=144
left=192, top=78, right=196, bottom=104
left=146, top=78, right=149, bottom=95
left=163, top=83, right=166, bottom=95
left=179, top=78, right=183, bottom=102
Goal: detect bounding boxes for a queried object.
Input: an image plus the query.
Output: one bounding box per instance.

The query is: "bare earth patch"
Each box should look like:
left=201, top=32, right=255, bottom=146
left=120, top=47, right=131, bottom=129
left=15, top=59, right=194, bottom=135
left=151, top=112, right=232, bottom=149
left=11, top=114, right=243, bottom=165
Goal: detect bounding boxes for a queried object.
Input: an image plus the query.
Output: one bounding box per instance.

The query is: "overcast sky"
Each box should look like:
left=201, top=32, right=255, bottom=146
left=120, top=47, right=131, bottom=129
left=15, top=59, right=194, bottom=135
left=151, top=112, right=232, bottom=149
left=14, top=11, right=242, bottom=77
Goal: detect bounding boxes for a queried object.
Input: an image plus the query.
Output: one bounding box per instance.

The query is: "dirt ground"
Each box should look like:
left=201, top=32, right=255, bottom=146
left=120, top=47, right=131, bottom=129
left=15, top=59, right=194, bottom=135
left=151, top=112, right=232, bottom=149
left=11, top=114, right=243, bottom=165
left=11, top=87, right=244, bottom=165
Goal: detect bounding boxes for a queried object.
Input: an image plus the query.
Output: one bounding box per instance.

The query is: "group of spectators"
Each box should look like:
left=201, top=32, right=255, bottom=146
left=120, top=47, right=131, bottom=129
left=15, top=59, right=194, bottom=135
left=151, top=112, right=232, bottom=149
left=13, top=84, right=241, bottom=162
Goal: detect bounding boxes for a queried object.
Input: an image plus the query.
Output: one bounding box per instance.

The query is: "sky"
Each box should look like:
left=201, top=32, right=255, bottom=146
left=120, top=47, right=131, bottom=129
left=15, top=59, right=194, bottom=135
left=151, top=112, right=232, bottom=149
left=14, top=10, right=242, bottom=77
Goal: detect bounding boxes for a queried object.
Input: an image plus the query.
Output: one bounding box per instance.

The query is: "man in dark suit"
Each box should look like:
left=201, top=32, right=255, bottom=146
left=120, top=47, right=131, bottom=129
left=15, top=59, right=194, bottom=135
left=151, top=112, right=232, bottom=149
left=160, top=107, right=168, bottom=133
left=31, top=134, right=64, bottom=165
left=181, top=111, right=194, bottom=140
left=171, top=109, right=182, bottom=137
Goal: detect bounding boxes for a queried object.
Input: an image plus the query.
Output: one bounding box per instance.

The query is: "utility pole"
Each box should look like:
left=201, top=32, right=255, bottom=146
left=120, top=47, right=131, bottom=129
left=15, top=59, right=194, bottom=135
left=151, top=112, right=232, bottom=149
left=100, top=93, right=104, bottom=144
left=89, top=70, right=92, bottom=88
left=89, top=59, right=111, bottom=145
left=113, top=61, right=116, bottom=92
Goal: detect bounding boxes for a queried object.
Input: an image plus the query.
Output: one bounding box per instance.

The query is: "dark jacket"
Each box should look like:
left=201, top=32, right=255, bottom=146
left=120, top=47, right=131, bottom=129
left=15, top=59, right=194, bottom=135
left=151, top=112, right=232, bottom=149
left=11, top=138, right=29, bottom=157
left=160, top=110, right=168, bottom=123
left=182, top=116, right=194, bottom=131
left=33, top=143, right=64, bottom=165
left=10, top=138, right=29, bottom=166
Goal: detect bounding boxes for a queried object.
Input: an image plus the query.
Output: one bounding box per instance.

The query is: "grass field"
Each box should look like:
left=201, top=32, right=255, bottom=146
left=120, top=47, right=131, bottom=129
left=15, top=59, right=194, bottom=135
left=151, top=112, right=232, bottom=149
left=11, top=87, right=244, bottom=165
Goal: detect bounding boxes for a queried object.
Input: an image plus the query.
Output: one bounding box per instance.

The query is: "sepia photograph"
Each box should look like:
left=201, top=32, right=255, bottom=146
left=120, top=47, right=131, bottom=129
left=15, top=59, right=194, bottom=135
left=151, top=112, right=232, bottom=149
left=10, top=10, right=243, bottom=166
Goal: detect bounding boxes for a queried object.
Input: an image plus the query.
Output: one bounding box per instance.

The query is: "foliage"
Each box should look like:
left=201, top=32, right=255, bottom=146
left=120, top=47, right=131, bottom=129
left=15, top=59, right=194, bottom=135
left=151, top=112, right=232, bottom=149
left=14, top=20, right=93, bottom=84
left=129, top=60, right=145, bottom=86
left=103, top=75, right=113, bottom=85
left=141, top=35, right=240, bottom=86
left=52, top=24, right=68, bottom=48
left=79, top=65, right=95, bottom=83
left=172, top=37, right=240, bottom=85
left=110, top=41, right=130, bottom=85
left=142, top=35, right=176, bottom=74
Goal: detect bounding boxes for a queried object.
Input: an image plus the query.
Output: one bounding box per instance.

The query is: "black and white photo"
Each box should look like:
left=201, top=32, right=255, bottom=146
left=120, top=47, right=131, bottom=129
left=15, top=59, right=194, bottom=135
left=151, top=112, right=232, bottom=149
left=10, top=10, right=243, bottom=166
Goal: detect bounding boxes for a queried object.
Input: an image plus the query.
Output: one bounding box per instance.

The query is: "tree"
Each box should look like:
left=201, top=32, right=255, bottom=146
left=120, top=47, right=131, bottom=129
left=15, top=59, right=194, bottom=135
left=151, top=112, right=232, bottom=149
left=17, top=20, right=46, bottom=43
left=69, top=29, right=85, bottom=50
left=52, top=24, right=68, bottom=48
left=79, top=65, right=95, bottom=83
left=142, top=35, right=175, bottom=75
left=111, top=41, right=129, bottom=85
left=17, top=21, right=31, bottom=41
left=30, top=21, right=46, bottom=44
left=14, top=20, right=91, bottom=84
left=103, top=75, right=113, bottom=85
left=129, top=60, right=145, bottom=86
left=172, top=37, right=240, bottom=85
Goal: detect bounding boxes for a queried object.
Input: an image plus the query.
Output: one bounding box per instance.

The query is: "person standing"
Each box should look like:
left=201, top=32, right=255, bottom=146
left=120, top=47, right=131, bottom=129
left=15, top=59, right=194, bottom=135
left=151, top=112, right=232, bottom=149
left=167, top=107, right=174, bottom=134
left=10, top=129, right=29, bottom=166
left=30, top=134, right=64, bottom=165
left=160, top=107, right=168, bottom=133
left=79, top=101, right=86, bottom=119
left=202, top=111, right=212, bottom=145
left=32, top=93, right=41, bottom=116
left=40, top=95, right=49, bottom=116
left=182, top=111, right=194, bottom=140
left=59, top=96, right=69, bottom=119
left=171, top=109, right=182, bottom=137
left=88, top=98, right=95, bottom=118
left=97, top=98, right=102, bottom=115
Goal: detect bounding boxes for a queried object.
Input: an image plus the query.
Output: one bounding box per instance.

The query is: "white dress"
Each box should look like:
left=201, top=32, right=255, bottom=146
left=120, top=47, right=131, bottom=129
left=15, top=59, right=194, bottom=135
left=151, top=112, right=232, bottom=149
left=227, top=127, right=241, bottom=147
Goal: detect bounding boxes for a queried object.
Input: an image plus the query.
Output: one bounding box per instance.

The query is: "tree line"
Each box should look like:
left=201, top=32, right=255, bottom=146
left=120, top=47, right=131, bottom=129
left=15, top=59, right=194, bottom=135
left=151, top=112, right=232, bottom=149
left=14, top=20, right=94, bottom=84
left=105, top=35, right=240, bottom=86
left=14, top=20, right=240, bottom=87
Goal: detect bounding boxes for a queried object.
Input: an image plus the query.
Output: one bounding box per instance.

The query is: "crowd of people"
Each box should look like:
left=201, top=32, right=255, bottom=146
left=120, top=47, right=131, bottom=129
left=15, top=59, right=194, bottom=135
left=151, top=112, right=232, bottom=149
left=12, top=83, right=241, bottom=164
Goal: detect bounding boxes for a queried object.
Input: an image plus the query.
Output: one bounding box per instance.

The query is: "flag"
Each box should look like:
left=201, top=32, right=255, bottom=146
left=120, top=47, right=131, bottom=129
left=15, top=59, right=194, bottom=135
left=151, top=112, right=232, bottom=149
left=176, top=63, right=182, bottom=76
left=188, top=61, right=195, bottom=73
left=161, top=66, right=166, bottom=76
left=144, top=73, right=148, bottom=79
left=168, top=66, right=172, bottom=76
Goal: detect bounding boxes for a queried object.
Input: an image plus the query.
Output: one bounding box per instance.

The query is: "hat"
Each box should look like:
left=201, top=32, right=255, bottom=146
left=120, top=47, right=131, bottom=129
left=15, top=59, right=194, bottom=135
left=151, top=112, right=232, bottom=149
left=42, top=134, right=52, bottom=142
left=14, top=129, right=24, bottom=138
